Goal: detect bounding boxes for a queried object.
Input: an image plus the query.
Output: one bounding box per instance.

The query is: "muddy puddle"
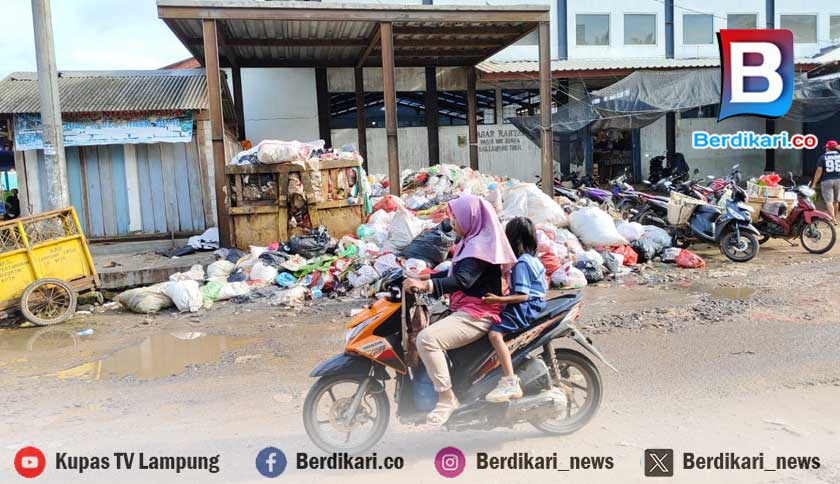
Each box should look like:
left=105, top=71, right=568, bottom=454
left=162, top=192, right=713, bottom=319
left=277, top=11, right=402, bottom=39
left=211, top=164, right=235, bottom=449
left=0, top=326, right=85, bottom=352
left=688, top=283, right=757, bottom=300
left=52, top=332, right=252, bottom=380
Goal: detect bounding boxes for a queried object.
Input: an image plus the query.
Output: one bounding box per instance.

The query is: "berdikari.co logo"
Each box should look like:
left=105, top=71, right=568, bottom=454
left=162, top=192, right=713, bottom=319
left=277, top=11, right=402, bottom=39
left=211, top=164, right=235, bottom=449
left=718, top=29, right=794, bottom=121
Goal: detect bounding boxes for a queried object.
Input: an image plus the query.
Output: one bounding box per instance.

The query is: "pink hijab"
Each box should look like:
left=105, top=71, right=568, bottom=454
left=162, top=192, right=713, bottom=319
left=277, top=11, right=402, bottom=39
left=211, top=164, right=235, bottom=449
left=448, top=194, right=516, bottom=273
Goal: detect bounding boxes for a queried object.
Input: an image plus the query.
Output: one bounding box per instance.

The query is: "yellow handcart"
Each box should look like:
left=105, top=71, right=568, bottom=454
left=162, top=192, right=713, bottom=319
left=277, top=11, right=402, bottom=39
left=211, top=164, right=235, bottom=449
left=0, top=207, right=100, bottom=326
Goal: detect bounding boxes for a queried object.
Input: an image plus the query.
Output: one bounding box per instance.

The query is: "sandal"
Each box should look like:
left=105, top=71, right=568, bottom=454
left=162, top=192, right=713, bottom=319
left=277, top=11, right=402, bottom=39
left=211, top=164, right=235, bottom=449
left=426, top=398, right=459, bottom=426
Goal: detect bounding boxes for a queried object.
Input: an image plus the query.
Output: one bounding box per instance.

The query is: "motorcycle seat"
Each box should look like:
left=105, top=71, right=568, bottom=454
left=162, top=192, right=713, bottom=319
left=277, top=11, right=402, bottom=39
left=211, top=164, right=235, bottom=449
left=500, top=292, right=582, bottom=341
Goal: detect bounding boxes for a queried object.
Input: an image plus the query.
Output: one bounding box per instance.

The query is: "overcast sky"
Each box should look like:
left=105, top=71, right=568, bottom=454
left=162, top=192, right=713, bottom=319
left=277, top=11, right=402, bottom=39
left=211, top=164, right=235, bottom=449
left=1, top=0, right=191, bottom=78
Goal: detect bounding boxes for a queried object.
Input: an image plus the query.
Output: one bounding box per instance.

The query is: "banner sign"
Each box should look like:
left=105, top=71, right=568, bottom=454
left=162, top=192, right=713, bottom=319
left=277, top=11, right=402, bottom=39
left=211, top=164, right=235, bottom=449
left=13, top=112, right=193, bottom=151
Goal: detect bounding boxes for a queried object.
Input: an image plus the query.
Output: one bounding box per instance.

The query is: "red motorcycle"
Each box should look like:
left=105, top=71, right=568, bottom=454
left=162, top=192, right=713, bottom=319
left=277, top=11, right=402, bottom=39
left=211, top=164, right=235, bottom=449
left=755, top=183, right=836, bottom=254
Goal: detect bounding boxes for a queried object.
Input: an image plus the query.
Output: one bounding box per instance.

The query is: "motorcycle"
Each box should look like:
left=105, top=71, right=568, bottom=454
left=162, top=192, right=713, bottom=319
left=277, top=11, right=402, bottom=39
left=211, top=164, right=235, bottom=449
left=755, top=175, right=836, bottom=254
left=669, top=182, right=761, bottom=262
left=303, top=272, right=615, bottom=454
left=648, top=151, right=690, bottom=185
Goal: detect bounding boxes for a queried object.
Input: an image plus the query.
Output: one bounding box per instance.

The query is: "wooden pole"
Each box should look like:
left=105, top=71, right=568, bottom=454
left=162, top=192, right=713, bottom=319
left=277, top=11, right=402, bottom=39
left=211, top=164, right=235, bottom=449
left=315, top=68, right=332, bottom=148
left=380, top=22, right=400, bottom=195
left=354, top=67, right=368, bottom=169
left=231, top=66, right=246, bottom=141
left=538, top=21, right=554, bottom=196
left=202, top=19, right=231, bottom=247
left=31, top=0, right=69, bottom=211
left=466, top=67, right=478, bottom=170
left=424, top=67, right=440, bottom=166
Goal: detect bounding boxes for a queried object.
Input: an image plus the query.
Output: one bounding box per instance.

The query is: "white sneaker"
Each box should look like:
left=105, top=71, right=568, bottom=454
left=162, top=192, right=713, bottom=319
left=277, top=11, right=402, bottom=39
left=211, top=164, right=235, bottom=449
left=486, top=376, right=524, bottom=403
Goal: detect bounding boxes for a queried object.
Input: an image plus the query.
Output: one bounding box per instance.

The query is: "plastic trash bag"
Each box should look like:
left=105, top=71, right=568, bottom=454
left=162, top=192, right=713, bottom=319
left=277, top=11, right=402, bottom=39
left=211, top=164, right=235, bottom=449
left=399, top=221, right=455, bottom=266
left=575, top=260, right=604, bottom=283
left=631, top=238, right=657, bottom=263
left=284, top=228, right=334, bottom=259
left=374, top=253, right=400, bottom=275
left=383, top=207, right=424, bottom=253
left=600, top=251, right=621, bottom=274
left=256, top=139, right=319, bottom=164
left=348, top=264, right=379, bottom=288
left=367, top=209, right=394, bottom=226
left=550, top=264, right=587, bottom=289
left=207, top=260, right=235, bottom=279
left=217, top=281, right=251, bottom=300
left=200, top=281, right=224, bottom=302
left=433, top=261, right=452, bottom=273
left=275, top=272, right=298, bottom=288
left=642, top=225, right=672, bottom=252
left=569, top=207, right=628, bottom=247
left=577, top=249, right=604, bottom=267
left=116, top=284, right=173, bottom=313
left=499, top=183, right=568, bottom=227
left=616, top=221, right=645, bottom=242
left=403, top=258, right=428, bottom=278
left=660, top=247, right=682, bottom=263
left=162, top=280, right=203, bottom=312
left=249, top=261, right=279, bottom=283
left=610, top=245, right=638, bottom=266
left=675, top=249, right=706, bottom=269
left=169, top=264, right=205, bottom=282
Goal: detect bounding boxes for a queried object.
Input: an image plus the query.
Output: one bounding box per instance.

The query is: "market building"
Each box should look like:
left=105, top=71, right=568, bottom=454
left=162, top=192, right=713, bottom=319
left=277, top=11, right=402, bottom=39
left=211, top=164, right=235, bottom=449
left=0, top=69, right=239, bottom=239
left=161, top=0, right=839, bottom=185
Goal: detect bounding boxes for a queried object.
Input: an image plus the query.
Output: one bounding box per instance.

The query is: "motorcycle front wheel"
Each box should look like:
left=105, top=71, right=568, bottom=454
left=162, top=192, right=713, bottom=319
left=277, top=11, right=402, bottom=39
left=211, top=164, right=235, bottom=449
left=800, top=219, right=836, bottom=254
left=302, top=375, right=390, bottom=454
left=531, top=348, right=602, bottom=435
left=720, top=230, right=759, bottom=262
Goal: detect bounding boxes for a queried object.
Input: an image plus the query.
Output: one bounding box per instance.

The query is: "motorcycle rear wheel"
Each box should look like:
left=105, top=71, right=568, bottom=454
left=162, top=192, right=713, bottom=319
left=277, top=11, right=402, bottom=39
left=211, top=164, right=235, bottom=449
left=303, top=375, right=390, bottom=454
left=530, top=348, right=602, bottom=435
left=720, top=230, right=759, bottom=262
left=800, top=219, right=836, bottom=254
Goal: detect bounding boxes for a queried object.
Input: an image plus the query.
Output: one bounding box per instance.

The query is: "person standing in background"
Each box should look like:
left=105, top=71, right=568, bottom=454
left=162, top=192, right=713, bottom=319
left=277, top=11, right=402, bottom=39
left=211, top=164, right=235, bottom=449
left=811, top=140, right=840, bottom=224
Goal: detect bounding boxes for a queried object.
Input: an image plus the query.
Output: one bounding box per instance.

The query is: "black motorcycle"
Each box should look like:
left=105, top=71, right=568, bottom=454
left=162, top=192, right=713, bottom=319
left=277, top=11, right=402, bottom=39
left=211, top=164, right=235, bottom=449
left=669, top=183, right=760, bottom=262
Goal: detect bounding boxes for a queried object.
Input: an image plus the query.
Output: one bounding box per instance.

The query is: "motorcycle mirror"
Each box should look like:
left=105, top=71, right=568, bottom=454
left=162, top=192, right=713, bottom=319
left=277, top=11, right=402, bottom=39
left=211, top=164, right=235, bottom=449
left=693, top=168, right=700, bottom=174
left=643, top=180, right=651, bottom=185
left=707, top=175, right=715, bottom=179
left=732, top=164, right=740, bottom=170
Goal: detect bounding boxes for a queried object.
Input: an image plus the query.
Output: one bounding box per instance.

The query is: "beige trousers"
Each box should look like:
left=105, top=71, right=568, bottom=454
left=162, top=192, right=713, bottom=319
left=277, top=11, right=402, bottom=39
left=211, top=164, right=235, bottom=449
left=416, top=311, right=493, bottom=392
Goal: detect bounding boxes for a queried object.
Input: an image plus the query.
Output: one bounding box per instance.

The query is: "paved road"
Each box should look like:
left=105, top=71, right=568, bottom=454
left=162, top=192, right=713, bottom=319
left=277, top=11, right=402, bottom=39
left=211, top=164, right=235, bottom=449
left=1, top=241, right=839, bottom=483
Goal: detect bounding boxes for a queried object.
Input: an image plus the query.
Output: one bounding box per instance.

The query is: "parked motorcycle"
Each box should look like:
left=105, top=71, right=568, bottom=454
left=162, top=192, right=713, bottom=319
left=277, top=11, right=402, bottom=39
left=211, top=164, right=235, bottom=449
left=755, top=175, right=836, bottom=254
left=669, top=183, right=761, bottom=262
left=648, top=151, right=690, bottom=184
left=303, top=272, right=614, bottom=454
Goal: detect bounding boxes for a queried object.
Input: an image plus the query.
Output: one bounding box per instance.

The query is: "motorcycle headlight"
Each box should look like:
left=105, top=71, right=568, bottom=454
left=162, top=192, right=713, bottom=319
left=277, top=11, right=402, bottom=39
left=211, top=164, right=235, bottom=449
left=727, top=204, right=749, bottom=221
left=345, top=316, right=377, bottom=344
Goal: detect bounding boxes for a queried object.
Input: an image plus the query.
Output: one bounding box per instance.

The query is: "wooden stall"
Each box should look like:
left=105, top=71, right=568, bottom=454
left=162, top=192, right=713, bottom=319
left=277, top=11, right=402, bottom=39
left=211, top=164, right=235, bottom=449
left=226, top=158, right=366, bottom=248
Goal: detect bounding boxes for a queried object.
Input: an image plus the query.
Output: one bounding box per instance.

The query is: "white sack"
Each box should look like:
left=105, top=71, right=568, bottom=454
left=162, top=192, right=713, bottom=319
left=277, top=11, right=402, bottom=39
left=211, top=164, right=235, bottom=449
left=569, top=207, right=628, bottom=247
left=499, top=183, right=568, bottom=227
left=162, top=280, right=203, bottom=312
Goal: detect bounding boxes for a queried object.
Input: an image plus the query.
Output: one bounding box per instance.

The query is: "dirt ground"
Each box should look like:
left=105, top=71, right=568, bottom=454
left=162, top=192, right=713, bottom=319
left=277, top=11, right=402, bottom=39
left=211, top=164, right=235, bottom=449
left=1, top=239, right=839, bottom=483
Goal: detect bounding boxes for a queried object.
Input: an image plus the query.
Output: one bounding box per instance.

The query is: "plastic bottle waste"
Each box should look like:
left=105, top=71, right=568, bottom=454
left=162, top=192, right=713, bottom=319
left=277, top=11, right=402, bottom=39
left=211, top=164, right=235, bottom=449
left=77, top=328, right=95, bottom=336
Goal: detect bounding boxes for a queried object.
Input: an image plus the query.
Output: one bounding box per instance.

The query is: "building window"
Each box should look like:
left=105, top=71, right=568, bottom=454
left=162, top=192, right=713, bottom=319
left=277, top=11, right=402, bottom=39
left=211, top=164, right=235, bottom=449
left=727, top=13, right=757, bottom=30
left=624, top=14, right=656, bottom=45
left=683, top=14, right=714, bottom=45
left=329, top=92, right=427, bottom=129
left=680, top=104, right=720, bottom=119
left=830, top=15, right=840, bottom=42
left=437, top=91, right=496, bottom=126
left=780, top=15, right=817, bottom=43
left=576, top=14, right=610, bottom=46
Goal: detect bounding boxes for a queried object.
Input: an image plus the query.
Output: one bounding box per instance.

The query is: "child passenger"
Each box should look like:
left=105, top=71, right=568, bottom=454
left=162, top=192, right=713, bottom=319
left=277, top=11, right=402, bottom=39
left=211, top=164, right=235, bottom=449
left=482, top=217, right=546, bottom=402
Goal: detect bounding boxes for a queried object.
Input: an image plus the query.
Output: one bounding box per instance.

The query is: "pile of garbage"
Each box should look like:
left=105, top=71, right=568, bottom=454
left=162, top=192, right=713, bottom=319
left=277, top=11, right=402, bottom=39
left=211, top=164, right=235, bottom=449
left=117, top=163, right=706, bottom=314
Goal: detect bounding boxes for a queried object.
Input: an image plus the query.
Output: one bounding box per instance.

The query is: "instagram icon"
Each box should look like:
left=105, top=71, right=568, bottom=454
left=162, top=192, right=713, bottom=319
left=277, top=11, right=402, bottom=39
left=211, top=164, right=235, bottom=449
left=435, top=447, right=466, bottom=478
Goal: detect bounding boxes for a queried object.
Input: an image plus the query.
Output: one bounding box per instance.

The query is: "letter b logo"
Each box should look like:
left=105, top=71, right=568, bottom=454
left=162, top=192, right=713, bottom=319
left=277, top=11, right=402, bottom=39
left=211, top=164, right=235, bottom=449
left=718, top=29, right=793, bottom=121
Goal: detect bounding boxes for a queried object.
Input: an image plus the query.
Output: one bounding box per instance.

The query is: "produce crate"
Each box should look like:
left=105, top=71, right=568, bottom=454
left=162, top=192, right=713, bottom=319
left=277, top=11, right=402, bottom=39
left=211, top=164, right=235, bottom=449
left=667, top=191, right=707, bottom=226
left=747, top=181, right=784, bottom=199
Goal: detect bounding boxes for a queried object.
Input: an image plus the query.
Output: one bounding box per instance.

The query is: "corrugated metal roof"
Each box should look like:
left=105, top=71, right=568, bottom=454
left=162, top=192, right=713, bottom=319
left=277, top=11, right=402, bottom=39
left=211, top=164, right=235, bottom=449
left=478, top=57, right=820, bottom=75
left=0, top=69, right=211, bottom=114
left=158, top=0, right=549, bottom=68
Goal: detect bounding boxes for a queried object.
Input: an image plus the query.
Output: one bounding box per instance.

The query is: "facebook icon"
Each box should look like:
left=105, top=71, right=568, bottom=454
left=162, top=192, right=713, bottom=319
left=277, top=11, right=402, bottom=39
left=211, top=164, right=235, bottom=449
left=256, top=447, right=287, bottom=478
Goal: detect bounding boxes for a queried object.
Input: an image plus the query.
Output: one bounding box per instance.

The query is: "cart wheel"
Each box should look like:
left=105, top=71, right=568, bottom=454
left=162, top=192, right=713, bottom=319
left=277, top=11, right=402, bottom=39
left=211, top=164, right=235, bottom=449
left=20, top=279, right=78, bottom=326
